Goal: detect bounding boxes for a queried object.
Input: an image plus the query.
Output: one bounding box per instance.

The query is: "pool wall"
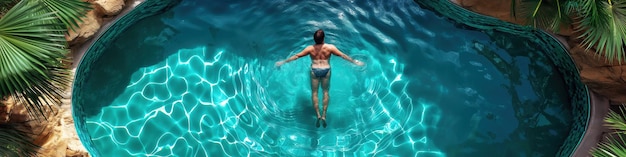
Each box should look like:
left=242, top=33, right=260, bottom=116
left=71, top=0, right=591, bottom=156
left=413, top=1, right=590, bottom=157
left=71, top=0, right=181, bottom=156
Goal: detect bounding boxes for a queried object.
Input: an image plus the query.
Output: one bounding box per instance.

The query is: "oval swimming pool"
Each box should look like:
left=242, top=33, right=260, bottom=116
left=72, top=0, right=589, bottom=156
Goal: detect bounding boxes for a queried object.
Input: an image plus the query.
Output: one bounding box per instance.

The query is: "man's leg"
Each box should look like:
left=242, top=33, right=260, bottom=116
left=310, top=71, right=321, bottom=119
left=321, top=71, right=330, bottom=127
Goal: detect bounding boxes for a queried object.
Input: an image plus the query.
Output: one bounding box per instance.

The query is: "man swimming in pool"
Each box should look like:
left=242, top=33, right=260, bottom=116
left=275, top=29, right=364, bottom=128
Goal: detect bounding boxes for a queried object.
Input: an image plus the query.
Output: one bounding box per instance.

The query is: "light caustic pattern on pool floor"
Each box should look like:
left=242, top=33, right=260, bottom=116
left=86, top=46, right=444, bottom=156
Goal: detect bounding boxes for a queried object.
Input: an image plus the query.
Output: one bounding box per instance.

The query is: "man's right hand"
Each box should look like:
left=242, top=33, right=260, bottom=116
left=354, top=60, right=364, bottom=66
left=275, top=61, right=285, bottom=67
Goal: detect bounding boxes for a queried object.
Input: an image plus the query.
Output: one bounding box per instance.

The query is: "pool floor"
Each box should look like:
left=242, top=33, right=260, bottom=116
left=75, top=0, right=575, bottom=156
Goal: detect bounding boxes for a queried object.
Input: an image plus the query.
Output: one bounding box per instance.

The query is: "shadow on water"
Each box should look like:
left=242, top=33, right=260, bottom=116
left=437, top=28, right=572, bottom=157
left=294, top=94, right=317, bottom=126
left=79, top=10, right=178, bottom=117
left=295, top=95, right=322, bottom=150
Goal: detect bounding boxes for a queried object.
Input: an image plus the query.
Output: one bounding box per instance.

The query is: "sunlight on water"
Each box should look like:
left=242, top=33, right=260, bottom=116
left=86, top=46, right=444, bottom=156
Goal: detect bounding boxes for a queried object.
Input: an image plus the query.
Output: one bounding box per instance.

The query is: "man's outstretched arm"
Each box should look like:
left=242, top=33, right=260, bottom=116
left=276, top=47, right=310, bottom=67
left=330, top=45, right=363, bottom=66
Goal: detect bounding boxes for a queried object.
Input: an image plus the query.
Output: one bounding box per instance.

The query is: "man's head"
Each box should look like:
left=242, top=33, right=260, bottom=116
left=314, top=29, right=324, bottom=44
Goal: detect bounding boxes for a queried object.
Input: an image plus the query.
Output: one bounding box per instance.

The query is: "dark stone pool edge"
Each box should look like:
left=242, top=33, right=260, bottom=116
left=71, top=0, right=181, bottom=156
left=413, top=1, right=592, bottom=157
left=543, top=31, right=609, bottom=157
left=574, top=91, right=609, bottom=156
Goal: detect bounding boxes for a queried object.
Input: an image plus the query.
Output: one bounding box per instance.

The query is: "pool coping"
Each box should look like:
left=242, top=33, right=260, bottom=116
left=573, top=91, right=609, bottom=156
left=542, top=31, right=609, bottom=157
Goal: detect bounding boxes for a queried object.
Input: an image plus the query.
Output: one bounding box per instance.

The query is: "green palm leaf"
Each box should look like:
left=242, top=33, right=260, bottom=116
left=0, top=0, right=70, bottom=119
left=591, top=133, right=626, bottom=157
left=605, top=106, right=626, bottom=133
left=591, top=106, right=626, bottom=157
left=575, top=0, right=626, bottom=64
left=510, top=0, right=626, bottom=63
left=28, top=0, right=91, bottom=31
left=513, top=0, right=575, bottom=32
left=0, top=123, right=39, bottom=157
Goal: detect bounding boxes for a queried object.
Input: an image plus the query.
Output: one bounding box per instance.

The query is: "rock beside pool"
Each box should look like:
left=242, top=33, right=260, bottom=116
left=67, top=10, right=102, bottom=46
left=0, top=99, right=11, bottom=123
left=94, top=0, right=126, bottom=16
left=63, top=102, right=91, bottom=157
left=0, top=80, right=90, bottom=157
left=66, top=0, right=129, bottom=46
left=5, top=103, right=67, bottom=157
left=569, top=45, right=626, bottom=103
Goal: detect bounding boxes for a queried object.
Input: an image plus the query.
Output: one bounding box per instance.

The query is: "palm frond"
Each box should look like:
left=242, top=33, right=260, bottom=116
left=511, top=0, right=517, bottom=18
left=0, top=123, right=39, bottom=157
left=28, top=0, right=91, bottom=31
left=515, top=0, right=575, bottom=32
left=0, top=0, right=71, bottom=119
left=575, top=0, right=626, bottom=64
left=591, top=105, right=626, bottom=157
left=590, top=133, right=626, bottom=157
left=605, top=106, right=626, bottom=133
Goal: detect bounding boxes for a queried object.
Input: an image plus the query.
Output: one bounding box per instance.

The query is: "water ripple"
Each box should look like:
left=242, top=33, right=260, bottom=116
left=85, top=44, right=444, bottom=156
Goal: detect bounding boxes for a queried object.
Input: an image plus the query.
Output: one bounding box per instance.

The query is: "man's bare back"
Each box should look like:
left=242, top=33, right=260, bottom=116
left=275, top=29, right=363, bottom=128
left=277, top=44, right=362, bottom=69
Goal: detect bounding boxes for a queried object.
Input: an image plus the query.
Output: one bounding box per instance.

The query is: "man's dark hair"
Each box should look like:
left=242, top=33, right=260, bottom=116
left=314, top=29, right=324, bottom=44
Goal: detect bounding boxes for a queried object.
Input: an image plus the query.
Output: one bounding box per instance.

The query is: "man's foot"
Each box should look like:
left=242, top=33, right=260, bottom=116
left=322, top=118, right=327, bottom=128
left=316, top=118, right=321, bottom=128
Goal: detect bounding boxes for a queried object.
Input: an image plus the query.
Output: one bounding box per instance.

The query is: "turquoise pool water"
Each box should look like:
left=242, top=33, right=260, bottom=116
left=75, top=0, right=575, bottom=156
